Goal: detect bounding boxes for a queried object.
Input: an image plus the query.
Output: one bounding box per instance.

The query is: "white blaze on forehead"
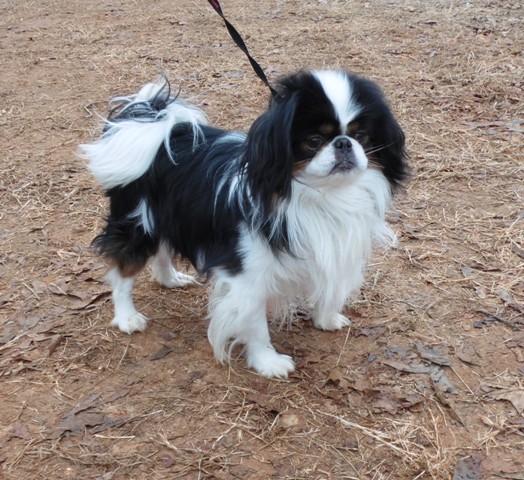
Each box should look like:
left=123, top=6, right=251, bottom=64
left=312, top=70, right=361, bottom=129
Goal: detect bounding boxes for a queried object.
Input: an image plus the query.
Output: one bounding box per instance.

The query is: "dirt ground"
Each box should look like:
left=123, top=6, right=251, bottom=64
left=1, top=0, right=523, bottom=478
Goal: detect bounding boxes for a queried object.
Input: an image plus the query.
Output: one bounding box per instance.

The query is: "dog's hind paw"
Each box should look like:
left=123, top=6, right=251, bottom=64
left=151, top=266, right=197, bottom=288
left=313, top=313, right=351, bottom=331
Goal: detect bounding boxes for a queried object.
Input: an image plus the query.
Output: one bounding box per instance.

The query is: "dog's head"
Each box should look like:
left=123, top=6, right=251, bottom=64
left=243, top=70, right=409, bottom=207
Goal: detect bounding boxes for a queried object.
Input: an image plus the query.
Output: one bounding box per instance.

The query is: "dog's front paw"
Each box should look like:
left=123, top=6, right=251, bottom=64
left=111, top=311, right=148, bottom=333
left=246, top=345, right=295, bottom=378
left=313, top=313, right=351, bottom=331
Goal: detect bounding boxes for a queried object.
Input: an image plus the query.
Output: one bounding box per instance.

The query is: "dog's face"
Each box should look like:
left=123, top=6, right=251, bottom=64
left=290, top=70, right=408, bottom=186
left=243, top=70, right=409, bottom=205
left=293, top=121, right=370, bottom=182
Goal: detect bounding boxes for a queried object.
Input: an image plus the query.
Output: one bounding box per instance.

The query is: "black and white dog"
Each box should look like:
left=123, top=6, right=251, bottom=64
left=81, top=70, right=408, bottom=377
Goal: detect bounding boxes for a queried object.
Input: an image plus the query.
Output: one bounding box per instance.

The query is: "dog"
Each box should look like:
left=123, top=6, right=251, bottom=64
left=81, top=70, right=409, bottom=377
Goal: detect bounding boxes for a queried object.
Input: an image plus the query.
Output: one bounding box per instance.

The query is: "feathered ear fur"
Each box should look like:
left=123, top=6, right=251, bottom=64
left=241, top=93, right=298, bottom=212
left=350, top=76, right=410, bottom=190
left=376, top=114, right=410, bottom=190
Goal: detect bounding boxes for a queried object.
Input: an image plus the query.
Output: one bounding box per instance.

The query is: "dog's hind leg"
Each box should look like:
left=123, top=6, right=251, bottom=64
left=94, top=212, right=158, bottom=334
left=150, top=242, right=196, bottom=288
left=107, top=266, right=148, bottom=334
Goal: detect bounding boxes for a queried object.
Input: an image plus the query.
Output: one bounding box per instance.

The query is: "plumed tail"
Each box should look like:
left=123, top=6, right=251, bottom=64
left=79, top=80, right=208, bottom=190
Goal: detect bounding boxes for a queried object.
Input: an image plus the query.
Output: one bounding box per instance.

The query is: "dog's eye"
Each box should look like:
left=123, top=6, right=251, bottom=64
left=354, top=130, right=369, bottom=145
left=305, top=135, right=325, bottom=150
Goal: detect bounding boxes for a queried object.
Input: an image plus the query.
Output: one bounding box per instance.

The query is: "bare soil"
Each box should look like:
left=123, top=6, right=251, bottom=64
left=1, top=1, right=523, bottom=478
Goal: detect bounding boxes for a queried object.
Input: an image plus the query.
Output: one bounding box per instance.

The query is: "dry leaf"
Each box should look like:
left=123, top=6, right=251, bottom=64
left=354, top=326, right=386, bottom=337
left=370, top=390, right=424, bottom=414
left=497, top=287, right=514, bottom=304
left=323, top=369, right=351, bottom=389
left=493, top=390, right=524, bottom=417
left=103, top=387, right=132, bottom=404
left=416, top=343, right=452, bottom=366
left=456, top=351, right=479, bottom=365
left=49, top=390, right=134, bottom=439
left=383, top=359, right=431, bottom=374
left=50, top=413, right=129, bottom=439
left=0, top=293, right=12, bottom=306
left=7, top=423, right=31, bottom=441
left=16, top=316, right=41, bottom=330
left=71, top=393, right=102, bottom=415
left=246, top=392, right=284, bottom=415
left=511, top=243, right=524, bottom=260
left=277, top=412, right=305, bottom=430
left=30, top=280, right=47, bottom=296
left=481, top=455, right=524, bottom=477
left=91, top=416, right=132, bottom=434
left=453, top=454, right=484, bottom=480
left=432, top=380, right=465, bottom=426
left=386, top=345, right=416, bottom=361
left=150, top=345, right=173, bottom=361
left=475, top=286, right=487, bottom=299
left=47, top=280, right=70, bottom=296
left=70, top=291, right=110, bottom=310
left=460, top=266, right=475, bottom=278
left=430, top=366, right=458, bottom=394
left=47, top=334, right=62, bottom=356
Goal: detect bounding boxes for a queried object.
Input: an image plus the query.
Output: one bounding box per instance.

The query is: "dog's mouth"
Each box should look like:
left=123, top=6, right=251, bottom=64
left=331, top=154, right=357, bottom=174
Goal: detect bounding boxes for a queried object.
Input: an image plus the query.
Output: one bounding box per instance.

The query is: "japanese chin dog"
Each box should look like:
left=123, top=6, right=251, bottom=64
left=81, top=69, right=408, bottom=378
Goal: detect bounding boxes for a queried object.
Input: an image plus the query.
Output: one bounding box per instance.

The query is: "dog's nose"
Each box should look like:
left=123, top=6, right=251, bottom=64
left=334, top=136, right=352, bottom=151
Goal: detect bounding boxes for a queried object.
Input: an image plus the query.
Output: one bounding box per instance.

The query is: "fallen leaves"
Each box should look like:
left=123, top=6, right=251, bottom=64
left=321, top=367, right=424, bottom=415
left=466, top=119, right=524, bottom=134
left=370, top=390, right=424, bottom=415
left=0, top=0, right=523, bottom=478
left=416, top=342, right=452, bottom=366
left=276, top=412, right=306, bottom=430
left=50, top=412, right=127, bottom=439
left=47, top=334, right=62, bottom=356
left=0, top=315, right=67, bottom=376
left=2, top=385, right=143, bottom=449
left=48, top=385, right=143, bottom=439
left=491, top=390, right=524, bottom=418
left=0, top=292, right=13, bottom=306
left=481, top=455, right=524, bottom=479
left=384, top=343, right=458, bottom=394
left=453, top=454, right=484, bottom=480
left=6, top=423, right=32, bottom=441
left=150, top=344, right=174, bottom=361
left=315, top=335, right=476, bottom=419
left=0, top=259, right=111, bottom=377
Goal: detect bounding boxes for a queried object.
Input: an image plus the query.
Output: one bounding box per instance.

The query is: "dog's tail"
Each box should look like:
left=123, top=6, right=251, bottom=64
left=80, top=80, right=208, bottom=190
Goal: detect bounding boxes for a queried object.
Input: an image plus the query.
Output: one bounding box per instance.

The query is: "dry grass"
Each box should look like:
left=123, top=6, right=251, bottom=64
left=1, top=0, right=523, bottom=478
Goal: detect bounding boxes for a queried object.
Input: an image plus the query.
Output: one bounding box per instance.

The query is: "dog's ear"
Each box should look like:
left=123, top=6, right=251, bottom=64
left=351, top=75, right=410, bottom=190
left=377, top=115, right=410, bottom=190
left=242, top=94, right=298, bottom=211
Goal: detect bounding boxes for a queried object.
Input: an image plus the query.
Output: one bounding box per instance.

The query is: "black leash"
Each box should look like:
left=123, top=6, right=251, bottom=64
left=207, top=0, right=279, bottom=101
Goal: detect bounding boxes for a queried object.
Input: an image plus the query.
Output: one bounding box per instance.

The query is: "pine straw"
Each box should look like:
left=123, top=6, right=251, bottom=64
left=1, top=0, right=523, bottom=479
left=320, top=411, right=451, bottom=479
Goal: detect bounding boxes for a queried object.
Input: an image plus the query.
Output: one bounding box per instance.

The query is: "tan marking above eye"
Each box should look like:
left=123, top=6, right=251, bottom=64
left=318, top=123, right=337, bottom=136
left=346, top=121, right=361, bottom=136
